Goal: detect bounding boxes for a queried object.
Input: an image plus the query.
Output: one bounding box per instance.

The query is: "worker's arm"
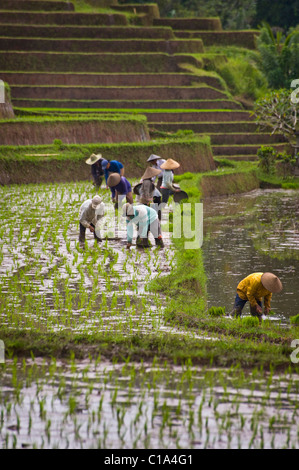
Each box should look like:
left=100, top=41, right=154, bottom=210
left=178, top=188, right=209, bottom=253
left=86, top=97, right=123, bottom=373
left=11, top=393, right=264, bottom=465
left=246, top=279, right=261, bottom=309
left=264, top=293, right=272, bottom=312
left=120, top=167, right=124, bottom=176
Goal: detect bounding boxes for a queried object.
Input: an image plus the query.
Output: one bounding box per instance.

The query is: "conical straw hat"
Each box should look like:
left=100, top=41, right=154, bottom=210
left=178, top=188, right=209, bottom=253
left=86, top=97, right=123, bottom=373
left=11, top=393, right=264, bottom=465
left=107, top=173, right=121, bottom=187
left=160, top=158, right=180, bottom=170
left=147, top=154, right=161, bottom=162
left=85, top=153, right=102, bottom=165
left=261, top=272, right=283, bottom=293
left=141, top=167, right=161, bottom=180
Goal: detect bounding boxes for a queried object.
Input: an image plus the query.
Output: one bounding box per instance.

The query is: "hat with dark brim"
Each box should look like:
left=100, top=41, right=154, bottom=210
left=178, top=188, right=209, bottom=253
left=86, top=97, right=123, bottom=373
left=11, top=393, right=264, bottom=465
left=133, top=183, right=142, bottom=195
left=160, top=158, right=180, bottom=170
left=86, top=153, right=102, bottom=165
left=173, top=190, right=189, bottom=203
left=147, top=154, right=161, bottom=162
left=261, top=272, right=283, bottom=293
left=141, top=167, right=161, bottom=180
left=107, top=173, right=121, bottom=187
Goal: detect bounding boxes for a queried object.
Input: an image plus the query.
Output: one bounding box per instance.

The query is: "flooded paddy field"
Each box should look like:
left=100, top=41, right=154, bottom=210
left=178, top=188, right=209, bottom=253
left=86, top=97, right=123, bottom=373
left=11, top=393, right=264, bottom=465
left=0, top=181, right=177, bottom=336
left=1, top=181, right=299, bottom=449
left=203, top=189, right=299, bottom=323
left=1, top=358, right=299, bottom=449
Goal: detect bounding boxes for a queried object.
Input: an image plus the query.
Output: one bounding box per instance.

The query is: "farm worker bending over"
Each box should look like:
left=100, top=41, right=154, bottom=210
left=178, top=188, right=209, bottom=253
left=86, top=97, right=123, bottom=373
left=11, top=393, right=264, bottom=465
left=139, top=167, right=162, bottom=220
left=122, top=203, right=164, bottom=249
left=101, top=159, right=124, bottom=201
left=160, top=158, right=181, bottom=205
left=147, top=154, right=166, bottom=190
left=79, top=195, right=105, bottom=244
left=85, top=153, right=104, bottom=189
left=231, top=272, right=282, bottom=321
left=107, top=173, right=133, bottom=206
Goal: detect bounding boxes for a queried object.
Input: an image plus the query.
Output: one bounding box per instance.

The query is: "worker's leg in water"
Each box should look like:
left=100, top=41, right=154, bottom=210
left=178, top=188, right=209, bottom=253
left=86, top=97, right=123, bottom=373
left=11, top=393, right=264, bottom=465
left=79, top=223, right=86, bottom=243
left=91, top=223, right=101, bottom=243
left=231, top=293, right=247, bottom=317
left=150, top=218, right=164, bottom=247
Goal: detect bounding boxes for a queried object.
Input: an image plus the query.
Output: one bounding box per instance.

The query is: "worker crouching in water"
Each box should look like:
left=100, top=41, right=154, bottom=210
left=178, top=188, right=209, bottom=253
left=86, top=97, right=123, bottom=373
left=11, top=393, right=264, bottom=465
left=122, top=203, right=164, bottom=249
left=79, top=195, right=105, bottom=244
left=231, top=272, right=283, bottom=322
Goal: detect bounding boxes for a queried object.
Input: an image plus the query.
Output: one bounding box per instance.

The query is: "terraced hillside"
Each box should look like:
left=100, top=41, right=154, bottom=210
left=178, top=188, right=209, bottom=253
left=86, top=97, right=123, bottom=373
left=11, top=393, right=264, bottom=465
left=0, top=0, right=289, bottom=161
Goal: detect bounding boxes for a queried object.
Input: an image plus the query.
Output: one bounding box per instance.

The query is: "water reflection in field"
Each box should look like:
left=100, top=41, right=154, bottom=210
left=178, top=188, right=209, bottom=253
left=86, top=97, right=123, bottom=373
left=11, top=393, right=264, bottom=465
left=202, top=189, right=299, bottom=321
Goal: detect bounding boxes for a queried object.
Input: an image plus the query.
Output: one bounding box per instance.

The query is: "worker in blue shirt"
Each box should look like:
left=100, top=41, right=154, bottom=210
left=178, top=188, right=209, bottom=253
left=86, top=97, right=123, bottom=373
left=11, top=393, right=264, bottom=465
left=101, top=159, right=124, bottom=200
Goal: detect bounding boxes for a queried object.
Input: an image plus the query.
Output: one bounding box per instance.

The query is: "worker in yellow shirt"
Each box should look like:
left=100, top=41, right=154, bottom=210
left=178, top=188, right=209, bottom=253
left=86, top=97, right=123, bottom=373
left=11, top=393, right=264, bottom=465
left=231, top=272, right=282, bottom=321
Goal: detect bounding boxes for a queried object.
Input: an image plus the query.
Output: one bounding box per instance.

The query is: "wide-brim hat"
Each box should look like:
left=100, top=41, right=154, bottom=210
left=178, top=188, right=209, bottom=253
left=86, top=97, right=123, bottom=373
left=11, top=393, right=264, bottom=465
left=160, top=158, right=180, bottom=170
left=133, top=183, right=142, bottom=195
left=122, top=202, right=134, bottom=217
left=147, top=154, right=161, bottom=162
left=86, top=153, right=102, bottom=165
left=141, top=167, right=161, bottom=180
left=91, top=195, right=103, bottom=209
left=261, top=272, right=283, bottom=293
left=173, top=190, right=189, bottom=203
left=107, top=172, right=121, bottom=187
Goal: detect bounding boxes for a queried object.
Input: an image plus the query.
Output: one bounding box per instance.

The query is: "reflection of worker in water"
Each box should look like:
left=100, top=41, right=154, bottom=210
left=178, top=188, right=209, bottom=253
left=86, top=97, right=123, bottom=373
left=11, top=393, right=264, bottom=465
left=122, top=203, right=164, bottom=249
left=101, top=159, right=124, bottom=200
left=231, top=272, right=283, bottom=321
left=85, top=153, right=104, bottom=188
left=79, top=195, right=105, bottom=244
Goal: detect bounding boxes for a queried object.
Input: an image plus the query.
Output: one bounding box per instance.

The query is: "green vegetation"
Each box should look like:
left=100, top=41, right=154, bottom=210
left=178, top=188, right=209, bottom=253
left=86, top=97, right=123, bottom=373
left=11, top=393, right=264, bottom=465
left=256, top=23, right=299, bottom=89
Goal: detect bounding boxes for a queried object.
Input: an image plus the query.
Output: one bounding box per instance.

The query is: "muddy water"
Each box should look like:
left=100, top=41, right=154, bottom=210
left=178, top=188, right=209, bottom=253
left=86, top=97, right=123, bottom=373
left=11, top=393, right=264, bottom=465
left=202, top=189, right=299, bottom=321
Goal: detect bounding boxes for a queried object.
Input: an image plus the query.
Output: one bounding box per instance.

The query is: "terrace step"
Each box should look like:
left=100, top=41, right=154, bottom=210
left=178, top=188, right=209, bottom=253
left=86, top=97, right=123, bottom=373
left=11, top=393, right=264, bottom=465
left=0, top=37, right=204, bottom=54
left=11, top=99, right=242, bottom=110
left=215, top=155, right=259, bottom=162
left=145, top=110, right=254, bottom=123
left=205, top=133, right=286, bottom=145
left=0, top=52, right=203, bottom=73
left=0, top=24, right=175, bottom=39
left=0, top=11, right=128, bottom=25
left=212, top=143, right=289, bottom=156
left=150, top=121, right=261, bottom=133
left=10, top=85, right=229, bottom=101
left=0, top=0, right=74, bottom=11
left=0, top=117, right=151, bottom=145
left=0, top=72, right=224, bottom=89
left=175, top=30, right=259, bottom=49
left=112, top=3, right=160, bottom=18
left=154, top=17, right=222, bottom=31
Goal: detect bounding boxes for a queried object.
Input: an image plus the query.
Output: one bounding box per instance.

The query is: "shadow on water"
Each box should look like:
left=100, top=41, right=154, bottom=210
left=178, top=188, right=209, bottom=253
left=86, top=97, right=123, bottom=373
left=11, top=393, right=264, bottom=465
left=202, top=189, right=299, bottom=321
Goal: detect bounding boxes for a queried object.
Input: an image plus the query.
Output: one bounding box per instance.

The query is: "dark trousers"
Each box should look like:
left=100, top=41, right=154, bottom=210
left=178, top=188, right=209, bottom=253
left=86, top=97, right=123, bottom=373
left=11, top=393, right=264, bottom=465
left=79, top=223, right=101, bottom=242
left=232, top=293, right=262, bottom=318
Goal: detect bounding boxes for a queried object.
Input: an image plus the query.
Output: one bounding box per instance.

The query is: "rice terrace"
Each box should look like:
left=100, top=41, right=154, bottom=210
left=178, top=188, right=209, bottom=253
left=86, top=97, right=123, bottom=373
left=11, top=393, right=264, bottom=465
left=0, top=0, right=299, bottom=454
